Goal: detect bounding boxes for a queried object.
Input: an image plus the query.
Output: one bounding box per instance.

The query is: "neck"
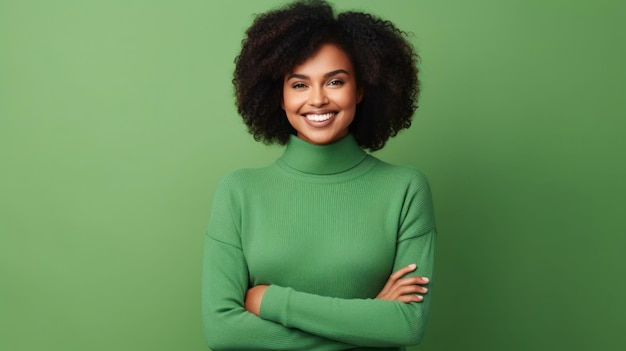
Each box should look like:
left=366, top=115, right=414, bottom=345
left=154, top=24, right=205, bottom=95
left=279, top=134, right=367, bottom=175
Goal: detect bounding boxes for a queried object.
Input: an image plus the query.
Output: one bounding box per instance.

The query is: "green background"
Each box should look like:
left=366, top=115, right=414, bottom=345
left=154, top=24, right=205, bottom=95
left=1, top=0, right=624, bottom=350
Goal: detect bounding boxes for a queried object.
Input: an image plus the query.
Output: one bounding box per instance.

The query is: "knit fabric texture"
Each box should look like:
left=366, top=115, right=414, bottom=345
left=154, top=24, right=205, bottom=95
left=202, top=134, right=436, bottom=350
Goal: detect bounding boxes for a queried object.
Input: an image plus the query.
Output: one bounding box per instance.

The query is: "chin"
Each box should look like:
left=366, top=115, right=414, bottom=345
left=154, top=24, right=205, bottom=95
left=299, top=131, right=347, bottom=145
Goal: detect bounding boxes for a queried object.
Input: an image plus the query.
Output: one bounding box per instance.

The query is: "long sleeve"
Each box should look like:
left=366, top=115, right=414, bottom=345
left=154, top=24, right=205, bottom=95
left=201, top=178, right=354, bottom=350
left=258, top=175, right=436, bottom=347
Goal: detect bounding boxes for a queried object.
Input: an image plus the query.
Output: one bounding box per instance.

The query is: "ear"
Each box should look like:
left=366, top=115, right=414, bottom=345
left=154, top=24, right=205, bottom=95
left=356, top=87, right=364, bottom=104
left=281, top=97, right=285, bottom=110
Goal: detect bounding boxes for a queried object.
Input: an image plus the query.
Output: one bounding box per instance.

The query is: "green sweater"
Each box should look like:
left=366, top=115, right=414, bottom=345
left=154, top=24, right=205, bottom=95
left=202, top=134, right=436, bottom=350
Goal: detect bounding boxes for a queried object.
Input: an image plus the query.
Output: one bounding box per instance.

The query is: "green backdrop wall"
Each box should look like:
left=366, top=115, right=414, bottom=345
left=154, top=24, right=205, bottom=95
left=1, top=1, right=624, bottom=350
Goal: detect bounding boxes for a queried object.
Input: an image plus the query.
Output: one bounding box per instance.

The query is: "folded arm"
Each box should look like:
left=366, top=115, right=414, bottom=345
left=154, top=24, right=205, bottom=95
left=202, top=236, right=355, bottom=350
left=255, top=229, right=436, bottom=347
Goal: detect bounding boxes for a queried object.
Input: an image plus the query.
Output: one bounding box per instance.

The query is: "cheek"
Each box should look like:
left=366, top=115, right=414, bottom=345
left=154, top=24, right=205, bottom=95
left=282, top=91, right=300, bottom=113
left=338, top=90, right=359, bottom=110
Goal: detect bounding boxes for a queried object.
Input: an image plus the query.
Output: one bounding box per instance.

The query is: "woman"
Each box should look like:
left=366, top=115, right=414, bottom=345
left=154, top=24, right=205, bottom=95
left=202, top=1, right=436, bottom=350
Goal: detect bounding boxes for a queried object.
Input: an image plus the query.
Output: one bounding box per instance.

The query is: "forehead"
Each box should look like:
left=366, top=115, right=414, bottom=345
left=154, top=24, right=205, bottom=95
left=289, top=43, right=354, bottom=75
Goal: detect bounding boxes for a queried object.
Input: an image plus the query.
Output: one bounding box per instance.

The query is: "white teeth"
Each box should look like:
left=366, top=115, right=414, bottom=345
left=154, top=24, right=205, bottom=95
left=305, top=113, right=335, bottom=122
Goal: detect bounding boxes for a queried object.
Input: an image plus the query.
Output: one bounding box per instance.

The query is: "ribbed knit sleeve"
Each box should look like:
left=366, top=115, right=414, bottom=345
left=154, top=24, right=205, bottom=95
left=201, top=176, right=354, bottom=350
left=258, top=174, right=436, bottom=347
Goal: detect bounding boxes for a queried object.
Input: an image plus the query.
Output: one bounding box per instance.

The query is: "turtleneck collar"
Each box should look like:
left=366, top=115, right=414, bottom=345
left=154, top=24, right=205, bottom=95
left=278, top=134, right=368, bottom=175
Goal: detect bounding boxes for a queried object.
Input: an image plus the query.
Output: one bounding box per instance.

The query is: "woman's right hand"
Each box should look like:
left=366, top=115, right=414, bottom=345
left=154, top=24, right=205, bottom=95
left=376, top=264, right=429, bottom=303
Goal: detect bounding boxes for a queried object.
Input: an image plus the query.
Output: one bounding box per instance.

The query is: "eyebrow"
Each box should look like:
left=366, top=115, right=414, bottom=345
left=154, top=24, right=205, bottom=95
left=286, top=69, right=350, bottom=81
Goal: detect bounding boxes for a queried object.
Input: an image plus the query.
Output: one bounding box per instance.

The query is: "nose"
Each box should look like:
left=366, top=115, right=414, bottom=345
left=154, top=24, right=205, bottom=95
left=307, top=86, right=329, bottom=107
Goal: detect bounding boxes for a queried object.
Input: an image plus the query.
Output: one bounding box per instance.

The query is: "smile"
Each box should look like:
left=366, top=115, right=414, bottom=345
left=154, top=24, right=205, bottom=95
left=304, top=113, right=336, bottom=122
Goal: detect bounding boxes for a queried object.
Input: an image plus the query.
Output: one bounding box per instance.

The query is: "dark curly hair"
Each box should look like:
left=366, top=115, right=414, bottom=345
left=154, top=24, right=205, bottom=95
left=233, top=0, right=419, bottom=151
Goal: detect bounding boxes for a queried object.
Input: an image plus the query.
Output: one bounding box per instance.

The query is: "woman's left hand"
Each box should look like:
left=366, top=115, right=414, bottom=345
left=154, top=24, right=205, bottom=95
left=245, top=285, right=269, bottom=316
left=376, top=264, right=429, bottom=303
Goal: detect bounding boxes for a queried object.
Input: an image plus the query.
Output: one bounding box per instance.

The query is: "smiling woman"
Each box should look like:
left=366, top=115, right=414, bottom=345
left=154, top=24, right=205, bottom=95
left=201, top=1, right=436, bottom=350
left=282, top=43, right=362, bottom=145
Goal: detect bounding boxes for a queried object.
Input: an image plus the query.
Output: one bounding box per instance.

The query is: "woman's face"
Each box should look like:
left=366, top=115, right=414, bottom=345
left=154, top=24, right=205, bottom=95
left=282, top=43, right=362, bottom=145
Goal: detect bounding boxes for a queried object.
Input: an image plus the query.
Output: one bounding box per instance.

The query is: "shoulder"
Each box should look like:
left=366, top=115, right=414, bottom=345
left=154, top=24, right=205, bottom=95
left=209, top=167, right=273, bottom=216
left=213, top=164, right=280, bottom=199
left=368, top=156, right=431, bottom=191
left=217, top=165, right=274, bottom=187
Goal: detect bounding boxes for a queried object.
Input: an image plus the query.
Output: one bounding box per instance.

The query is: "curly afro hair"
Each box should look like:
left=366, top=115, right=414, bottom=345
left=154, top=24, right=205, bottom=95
left=233, top=0, right=419, bottom=151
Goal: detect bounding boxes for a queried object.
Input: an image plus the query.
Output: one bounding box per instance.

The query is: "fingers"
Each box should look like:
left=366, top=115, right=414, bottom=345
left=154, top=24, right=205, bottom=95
left=386, top=285, right=427, bottom=303
left=389, top=265, right=430, bottom=285
left=376, top=264, right=431, bottom=302
left=394, top=284, right=428, bottom=296
left=391, top=276, right=429, bottom=303
left=396, top=294, right=424, bottom=303
left=389, top=264, right=417, bottom=281
left=379, top=264, right=418, bottom=294
left=399, top=276, right=430, bottom=287
left=382, top=271, right=429, bottom=293
left=380, top=285, right=426, bottom=302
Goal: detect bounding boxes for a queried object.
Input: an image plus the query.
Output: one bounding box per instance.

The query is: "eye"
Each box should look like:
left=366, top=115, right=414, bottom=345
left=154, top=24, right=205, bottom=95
left=328, top=79, right=344, bottom=87
left=291, top=82, right=307, bottom=89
